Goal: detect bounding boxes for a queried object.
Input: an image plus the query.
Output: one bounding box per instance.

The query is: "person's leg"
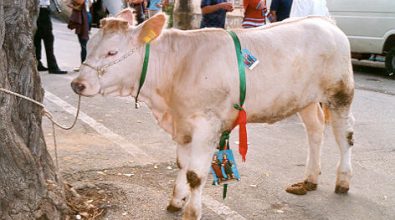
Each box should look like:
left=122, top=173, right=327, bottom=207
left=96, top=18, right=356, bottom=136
left=41, top=8, right=66, bottom=73
left=78, top=35, right=88, bottom=63
left=40, top=8, right=56, bottom=69
left=133, top=4, right=145, bottom=24
left=34, top=9, right=47, bottom=70
left=34, top=29, right=42, bottom=62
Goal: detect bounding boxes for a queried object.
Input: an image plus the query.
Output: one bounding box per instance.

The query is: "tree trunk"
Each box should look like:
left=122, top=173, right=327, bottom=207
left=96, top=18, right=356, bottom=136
left=0, top=1, right=67, bottom=219
left=173, top=0, right=193, bottom=30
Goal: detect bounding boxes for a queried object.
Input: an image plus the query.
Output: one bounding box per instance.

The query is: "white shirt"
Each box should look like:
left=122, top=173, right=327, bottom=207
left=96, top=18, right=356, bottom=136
left=85, top=0, right=90, bottom=12
left=40, top=0, right=50, bottom=7
left=290, top=0, right=330, bottom=17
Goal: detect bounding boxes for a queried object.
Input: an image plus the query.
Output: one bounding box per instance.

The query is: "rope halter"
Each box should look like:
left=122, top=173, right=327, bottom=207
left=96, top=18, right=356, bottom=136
left=82, top=47, right=139, bottom=78
left=79, top=44, right=151, bottom=109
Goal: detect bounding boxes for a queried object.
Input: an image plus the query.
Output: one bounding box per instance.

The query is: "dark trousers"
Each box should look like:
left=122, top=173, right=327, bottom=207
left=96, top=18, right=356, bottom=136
left=78, top=35, right=88, bottom=63
left=130, top=3, right=146, bottom=24
left=34, top=8, right=60, bottom=70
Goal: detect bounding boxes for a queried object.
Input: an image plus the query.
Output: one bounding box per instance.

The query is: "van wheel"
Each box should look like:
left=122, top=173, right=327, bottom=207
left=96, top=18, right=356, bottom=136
left=385, top=48, right=395, bottom=78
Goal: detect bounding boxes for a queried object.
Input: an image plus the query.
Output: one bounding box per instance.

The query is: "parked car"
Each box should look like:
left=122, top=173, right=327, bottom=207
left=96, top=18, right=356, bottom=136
left=327, top=0, right=395, bottom=75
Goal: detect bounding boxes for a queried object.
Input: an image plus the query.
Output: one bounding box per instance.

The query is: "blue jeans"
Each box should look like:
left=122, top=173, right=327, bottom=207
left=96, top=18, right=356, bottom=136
left=79, top=12, right=92, bottom=63
left=78, top=35, right=88, bottom=63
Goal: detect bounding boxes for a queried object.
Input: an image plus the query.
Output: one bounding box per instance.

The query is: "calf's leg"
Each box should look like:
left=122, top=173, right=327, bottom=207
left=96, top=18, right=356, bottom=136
left=167, top=144, right=191, bottom=212
left=301, top=103, right=325, bottom=184
left=182, top=117, right=221, bottom=220
left=327, top=80, right=355, bottom=193
left=330, top=108, right=354, bottom=193
left=286, top=103, right=325, bottom=195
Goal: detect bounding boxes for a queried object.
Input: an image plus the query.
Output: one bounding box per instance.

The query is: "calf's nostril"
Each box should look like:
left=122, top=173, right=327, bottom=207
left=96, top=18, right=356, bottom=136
left=77, top=83, right=86, bottom=92
left=71, top=82, right=86, bottom=93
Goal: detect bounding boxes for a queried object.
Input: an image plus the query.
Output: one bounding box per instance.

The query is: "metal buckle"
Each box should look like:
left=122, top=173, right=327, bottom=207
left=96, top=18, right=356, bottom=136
left=97, top=68, right=105, bottom=78
left=135, top=101, right=140, bottom=109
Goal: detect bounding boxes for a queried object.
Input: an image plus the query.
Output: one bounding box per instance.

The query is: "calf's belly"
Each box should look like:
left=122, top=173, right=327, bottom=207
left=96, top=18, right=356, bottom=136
left=247, top=106, right=302, bottom=124
left=245, top=98, right=317, bottom=124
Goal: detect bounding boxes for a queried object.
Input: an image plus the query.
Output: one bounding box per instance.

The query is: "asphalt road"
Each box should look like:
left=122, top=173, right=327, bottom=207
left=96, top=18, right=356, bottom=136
left=37, top=19, right=395, bottom=220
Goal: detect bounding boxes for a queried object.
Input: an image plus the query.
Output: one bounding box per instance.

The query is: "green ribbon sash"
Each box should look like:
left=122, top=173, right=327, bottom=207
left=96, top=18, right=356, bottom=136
left=135, top=43, right=151, bottom=108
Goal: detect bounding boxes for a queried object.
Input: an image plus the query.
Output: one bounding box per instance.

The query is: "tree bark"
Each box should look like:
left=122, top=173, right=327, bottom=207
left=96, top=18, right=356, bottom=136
left=0, top=1, right=67, bottom=219
left=173, top=0, right=193, bottom=30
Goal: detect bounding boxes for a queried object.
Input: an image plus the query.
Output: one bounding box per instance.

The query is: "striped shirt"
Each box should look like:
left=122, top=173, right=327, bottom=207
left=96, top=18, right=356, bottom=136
left=243, top=0, right=266, bottom=28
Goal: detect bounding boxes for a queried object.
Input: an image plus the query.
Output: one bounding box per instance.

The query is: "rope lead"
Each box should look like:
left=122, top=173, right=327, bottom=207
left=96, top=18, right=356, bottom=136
left=0, top=87, right=82, bottom=170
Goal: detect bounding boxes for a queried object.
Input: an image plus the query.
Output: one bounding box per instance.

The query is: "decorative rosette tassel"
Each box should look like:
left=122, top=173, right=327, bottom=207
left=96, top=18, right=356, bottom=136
left=234, top=104, right=248, bottom=161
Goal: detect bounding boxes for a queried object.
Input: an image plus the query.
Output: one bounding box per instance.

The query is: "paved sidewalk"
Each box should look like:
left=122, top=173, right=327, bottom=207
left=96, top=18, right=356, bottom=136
left=37, top=18, right=395, bottom=220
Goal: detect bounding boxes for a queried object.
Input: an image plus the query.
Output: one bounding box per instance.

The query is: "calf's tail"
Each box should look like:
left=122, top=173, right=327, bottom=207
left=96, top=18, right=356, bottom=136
left=321, top=103, right=331, bottom=124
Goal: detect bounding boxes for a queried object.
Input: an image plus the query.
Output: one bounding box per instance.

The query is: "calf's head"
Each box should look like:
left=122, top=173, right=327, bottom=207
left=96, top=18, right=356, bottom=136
left=71, top=9, right=166, bottom=97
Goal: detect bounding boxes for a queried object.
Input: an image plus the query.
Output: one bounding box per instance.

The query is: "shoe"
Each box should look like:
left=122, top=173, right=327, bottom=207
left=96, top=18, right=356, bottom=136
left=37, top=63, right=48, bottom=71
left=49, top=69, right=67, bottom=74
left=73, top=67, right=80, bottom=72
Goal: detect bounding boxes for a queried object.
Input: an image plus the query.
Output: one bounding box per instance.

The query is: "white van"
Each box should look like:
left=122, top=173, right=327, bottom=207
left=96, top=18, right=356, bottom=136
left=327, top=0, right=395, bottom=75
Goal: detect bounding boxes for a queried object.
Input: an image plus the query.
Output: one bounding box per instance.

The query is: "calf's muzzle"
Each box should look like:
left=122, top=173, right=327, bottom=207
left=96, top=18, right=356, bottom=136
left=71, top=81, right=86, bottom=94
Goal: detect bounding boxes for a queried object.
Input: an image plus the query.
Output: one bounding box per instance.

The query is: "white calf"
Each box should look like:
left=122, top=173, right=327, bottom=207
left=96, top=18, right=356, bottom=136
left=71, top=9, right=355, bottom=220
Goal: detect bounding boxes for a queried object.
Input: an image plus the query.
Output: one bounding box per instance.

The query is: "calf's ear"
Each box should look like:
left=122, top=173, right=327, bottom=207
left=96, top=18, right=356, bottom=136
left=138, top=13, right=167, bottom=44
left=116, top=8, right=135, bottom=25
left=101, top=18, right=129, bottom=32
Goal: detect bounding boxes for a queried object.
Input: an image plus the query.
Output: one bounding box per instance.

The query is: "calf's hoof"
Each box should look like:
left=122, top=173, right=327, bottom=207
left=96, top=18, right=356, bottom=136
left=304, top=181, right=318, bottom=191
left=286, top=185, right=307, bottom=195
left=182, top=209, right=200, bottom=220
left=335, top=185, right=349, bottom=194
left=285, top=181, right=317, bottom=195
left=167, top=204, right=182, bottom=213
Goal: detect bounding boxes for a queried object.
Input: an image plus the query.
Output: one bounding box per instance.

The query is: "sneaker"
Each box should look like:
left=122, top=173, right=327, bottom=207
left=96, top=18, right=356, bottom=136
left=73, top=67, right=80, bottom=72
left=49, top=69, right=67, bottom=74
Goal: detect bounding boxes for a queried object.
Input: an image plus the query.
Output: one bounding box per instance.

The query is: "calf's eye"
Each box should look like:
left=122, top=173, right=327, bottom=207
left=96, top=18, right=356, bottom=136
left=107, top=50, right=118, bottom=56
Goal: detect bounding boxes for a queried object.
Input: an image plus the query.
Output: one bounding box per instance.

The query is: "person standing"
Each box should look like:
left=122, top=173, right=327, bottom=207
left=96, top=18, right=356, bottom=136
left=200, top=0, right=234, bottom=28
left=242, top=0, right=267, bottom=28
left=221, top=154, right=234, bottom=179
left=68, top=0, right=91, bottom=65
left=128, top=0, right=147, bottom=25
left=34, top=0, right=67, bottom=74
left=269, top=0, right=293, bottom=22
